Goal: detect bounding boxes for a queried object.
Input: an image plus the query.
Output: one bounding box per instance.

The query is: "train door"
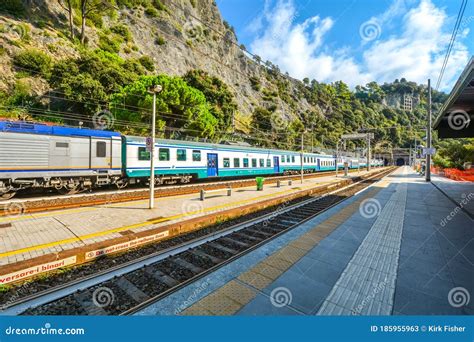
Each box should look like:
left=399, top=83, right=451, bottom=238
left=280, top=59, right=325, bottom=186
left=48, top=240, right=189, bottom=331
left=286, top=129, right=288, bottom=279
left=90, top=137, right=110, bottom=169
left=317, top=158, right=321, bottom=171
left=207, top=153, right=218, bottom=177
left=50, top=137, right=71, bottom=170
left=273, top=156, right=280, bottom=173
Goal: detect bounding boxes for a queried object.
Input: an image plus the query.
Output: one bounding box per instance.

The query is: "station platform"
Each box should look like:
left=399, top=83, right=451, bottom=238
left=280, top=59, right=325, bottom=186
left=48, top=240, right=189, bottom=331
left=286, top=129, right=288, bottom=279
left=0, top=169, right=379, bottom=283
left=137, top=166, right=474, bottom=316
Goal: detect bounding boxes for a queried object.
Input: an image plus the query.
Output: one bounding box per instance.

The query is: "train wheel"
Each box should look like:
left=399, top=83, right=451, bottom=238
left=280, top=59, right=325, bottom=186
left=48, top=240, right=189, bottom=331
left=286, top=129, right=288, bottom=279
left=1, top=192, right=16, bottom=200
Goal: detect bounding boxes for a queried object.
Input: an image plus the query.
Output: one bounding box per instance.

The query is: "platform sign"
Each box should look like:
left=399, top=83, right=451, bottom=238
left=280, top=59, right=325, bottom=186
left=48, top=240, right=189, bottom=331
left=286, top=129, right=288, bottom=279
left=422, top=147, right=436, bottom=156
left=0, top=256, right=77, bottom=285
left=341, top=133, right=374, bottom=140
left=85, top=231, right=169, bottom=260
left=146, top=137, right=153, bottom=152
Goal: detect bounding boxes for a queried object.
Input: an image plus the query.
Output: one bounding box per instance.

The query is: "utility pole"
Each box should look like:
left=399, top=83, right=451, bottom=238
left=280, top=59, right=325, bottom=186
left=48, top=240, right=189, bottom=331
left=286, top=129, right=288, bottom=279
left=311, top=123, right=314, bottom=152
left=335, top=140, right=339, bottom=178
left=300, top=132, right=304, bottom=184
left=413, top=136, right=417, bottom=169
left=426, top=79, right=432, bottom=182
left=367, top=134, right=371, bottom=171
left=148, top=85, right=162, bottom=209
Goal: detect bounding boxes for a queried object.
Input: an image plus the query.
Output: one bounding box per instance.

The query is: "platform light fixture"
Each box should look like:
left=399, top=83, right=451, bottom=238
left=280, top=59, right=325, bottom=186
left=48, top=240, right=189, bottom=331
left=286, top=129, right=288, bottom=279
left=148, top=84, right=163, bottom=209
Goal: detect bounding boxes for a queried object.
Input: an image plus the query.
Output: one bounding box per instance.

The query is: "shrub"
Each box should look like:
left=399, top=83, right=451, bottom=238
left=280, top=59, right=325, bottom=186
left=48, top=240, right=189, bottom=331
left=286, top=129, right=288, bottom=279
left=98, top=33, right=122, bottom=53
left=152, top=0, right=167, bottom=11
left=110, top=24, right=132, bottom=42
left=0, top=0, right=25, bottom=15
left=155, top=36, right=166, bottom=45
left=145, top=6, right=158, bottom=17
left=13, top=49, right=52, bottom=76
left=138, top=55, right=155, bottom=71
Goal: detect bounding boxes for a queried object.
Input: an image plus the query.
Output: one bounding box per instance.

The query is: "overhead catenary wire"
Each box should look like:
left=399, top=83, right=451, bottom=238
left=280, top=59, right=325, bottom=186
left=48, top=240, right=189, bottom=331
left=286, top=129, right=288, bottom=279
left=435, top=0, right=468, bottom=90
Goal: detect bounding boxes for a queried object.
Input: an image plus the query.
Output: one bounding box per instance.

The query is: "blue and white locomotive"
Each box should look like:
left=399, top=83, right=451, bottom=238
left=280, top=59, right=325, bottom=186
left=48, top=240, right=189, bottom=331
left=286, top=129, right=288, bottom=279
left=0, top=121, right=383, bottom=199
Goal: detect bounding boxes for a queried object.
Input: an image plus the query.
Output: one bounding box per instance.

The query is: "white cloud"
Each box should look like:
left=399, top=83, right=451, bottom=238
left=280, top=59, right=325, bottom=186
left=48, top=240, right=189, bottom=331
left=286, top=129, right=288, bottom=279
left=248, top=0, right=470, bottom=90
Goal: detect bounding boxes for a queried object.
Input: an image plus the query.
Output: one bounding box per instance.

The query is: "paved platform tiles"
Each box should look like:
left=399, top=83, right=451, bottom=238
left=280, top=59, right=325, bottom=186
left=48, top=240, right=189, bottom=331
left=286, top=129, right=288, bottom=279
left=0, top=170, right=374, bottom=266
left=431, top=174, right=474, bottom=217
left=137, top=166, right=473, bottom=316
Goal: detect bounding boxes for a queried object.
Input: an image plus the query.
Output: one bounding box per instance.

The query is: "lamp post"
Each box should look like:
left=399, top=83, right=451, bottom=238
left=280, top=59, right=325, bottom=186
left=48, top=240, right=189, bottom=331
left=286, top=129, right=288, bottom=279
left=148, top=84, right=162, bottom=209
left=300, top=132, right=304, bottom=184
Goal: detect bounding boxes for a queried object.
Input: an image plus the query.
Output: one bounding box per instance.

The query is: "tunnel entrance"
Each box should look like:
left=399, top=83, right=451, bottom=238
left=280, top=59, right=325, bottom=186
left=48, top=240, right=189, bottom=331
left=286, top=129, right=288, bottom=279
left=396, top=158, right=406, bottom=166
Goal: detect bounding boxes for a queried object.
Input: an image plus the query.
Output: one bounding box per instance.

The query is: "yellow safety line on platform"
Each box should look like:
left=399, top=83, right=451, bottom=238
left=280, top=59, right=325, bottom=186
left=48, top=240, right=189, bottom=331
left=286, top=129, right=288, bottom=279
left=0, top=180, right=335, bottom=259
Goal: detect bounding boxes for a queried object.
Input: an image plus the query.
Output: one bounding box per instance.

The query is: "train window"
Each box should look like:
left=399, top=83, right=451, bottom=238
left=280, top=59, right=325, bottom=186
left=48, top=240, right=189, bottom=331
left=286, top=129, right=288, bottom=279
left=266, top=159, right=271, bottom=167
left=55, top=142, right=69, bottom=148
left=252, top=159, right=257, bottom=168
left=291, top=156, right=295, bottom=163
left=96, top=141, right=106, bottom=157
left=192, top=150, right=201, bottom=161
left=159, top=148, right=170, bottom=161
left=281, top=155, right=285, bottom=163
left=138, top=147, right=150, bottom=160
left=234, top=158, right=240, bottom=167
left=223, top=158, right=230, bottom=168
left=177, top=149, right=187, bottom=161
left=259, top=159, right=264, bottom=167
left=243, top=158, right=249, bottom=167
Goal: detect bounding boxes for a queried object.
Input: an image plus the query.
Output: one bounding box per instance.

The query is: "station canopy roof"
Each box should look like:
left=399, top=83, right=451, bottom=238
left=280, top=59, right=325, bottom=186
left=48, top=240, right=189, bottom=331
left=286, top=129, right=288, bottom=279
left=434, top=56, right=474, bottom=138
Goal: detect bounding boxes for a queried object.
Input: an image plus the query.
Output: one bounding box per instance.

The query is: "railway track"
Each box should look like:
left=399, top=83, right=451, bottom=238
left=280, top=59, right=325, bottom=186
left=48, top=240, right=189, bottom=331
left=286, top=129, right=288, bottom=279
left=0, top=168, right=370, bottom=217
left=2, top=167, right=394, bottom=316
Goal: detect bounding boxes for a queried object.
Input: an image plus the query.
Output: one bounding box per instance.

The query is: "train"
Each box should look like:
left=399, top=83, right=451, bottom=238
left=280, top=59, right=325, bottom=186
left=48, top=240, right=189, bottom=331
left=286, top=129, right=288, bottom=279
left=0, top=121, right=384, bottom=199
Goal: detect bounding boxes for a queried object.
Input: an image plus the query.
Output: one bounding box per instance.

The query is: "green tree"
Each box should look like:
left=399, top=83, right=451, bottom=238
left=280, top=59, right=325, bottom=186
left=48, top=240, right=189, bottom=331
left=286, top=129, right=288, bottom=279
left=183, top=70, right=237, bottom=133
left=110, top=75, right=218, bottom=138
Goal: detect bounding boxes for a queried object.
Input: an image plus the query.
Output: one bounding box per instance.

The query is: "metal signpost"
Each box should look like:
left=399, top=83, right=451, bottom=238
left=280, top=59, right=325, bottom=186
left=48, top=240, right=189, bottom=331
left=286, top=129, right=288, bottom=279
left=426, top=79, right=432, bottom=182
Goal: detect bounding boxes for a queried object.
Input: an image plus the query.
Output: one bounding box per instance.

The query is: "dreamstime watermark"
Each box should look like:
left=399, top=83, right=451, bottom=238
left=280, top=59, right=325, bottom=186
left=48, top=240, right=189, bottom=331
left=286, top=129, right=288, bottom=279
left=103, top=193, right=121, bottom=208
left=268, top=12, right=299, bottom=42
left=4, top=323, right=85, bottom=336
left=270, top=287, right=292, bottom=308
left=0, top=282, right=36, bottom=311
left=440, top=192, right=474, bottom=227
left=181, top=200, right=204, bottom=216
left=262, top=199, right=291, bottom=227
left=92, top=109, right=115, bottom=130
left=359, top=198, right=381, bottom=219
left=3, top=202, right=25, bottom=217
left=174, top=281, right=210, bottom=314
left=1, top=22, right=28, bottom=41
left=92, top=286, right=115, bottom=308
left=359, top=19, right=381, bottom=42
left=460, top=15, right=474, bottom=30
left=447, top=110, right=470, bottom=131
left=448, top=287, right=470, bottom=308
left=351, top=278, right=388, bottom=315
left=183, top=18, right=204, bottom=41
left=270, top=111, right=289, bottom=130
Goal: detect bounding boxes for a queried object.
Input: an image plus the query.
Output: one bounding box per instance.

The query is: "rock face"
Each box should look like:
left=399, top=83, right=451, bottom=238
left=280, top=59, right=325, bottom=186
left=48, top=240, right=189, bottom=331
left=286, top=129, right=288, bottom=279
left=0, top=0, right=311, bottom=125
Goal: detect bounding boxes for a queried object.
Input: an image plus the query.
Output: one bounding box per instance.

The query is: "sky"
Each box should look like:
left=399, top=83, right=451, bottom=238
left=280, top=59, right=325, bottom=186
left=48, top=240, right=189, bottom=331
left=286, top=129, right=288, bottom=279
left=215, top=0, right=473, bottom=91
